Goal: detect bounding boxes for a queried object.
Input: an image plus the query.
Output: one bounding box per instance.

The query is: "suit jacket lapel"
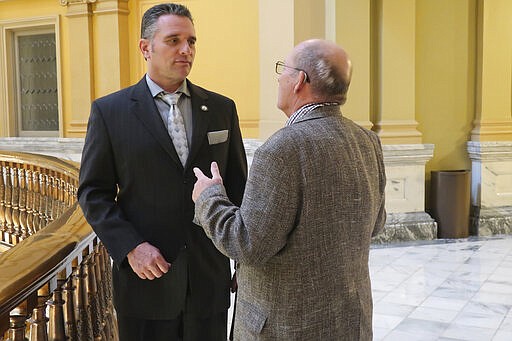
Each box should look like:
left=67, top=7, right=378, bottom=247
left=129, top=77, right=182, bottom=166
left=186, top=80, right=211, bottom=169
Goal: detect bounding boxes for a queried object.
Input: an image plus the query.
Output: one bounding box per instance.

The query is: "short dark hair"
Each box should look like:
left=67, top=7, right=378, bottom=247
left=141, top=3, right=193, bottom=40
left=295, top=48, right=351, bottom=105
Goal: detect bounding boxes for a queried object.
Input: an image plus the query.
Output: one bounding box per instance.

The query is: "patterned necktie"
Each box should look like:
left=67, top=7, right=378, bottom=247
left=159, top=92, right=189, bottom=166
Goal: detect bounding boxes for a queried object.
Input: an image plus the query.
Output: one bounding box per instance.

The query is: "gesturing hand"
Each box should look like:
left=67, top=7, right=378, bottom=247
left=192, top=161, right=224, bottom=202
left=127, top=242, right=171, bottom=280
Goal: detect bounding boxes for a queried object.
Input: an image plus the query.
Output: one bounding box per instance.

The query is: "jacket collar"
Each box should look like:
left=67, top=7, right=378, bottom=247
left=288, top=103, right=342, bottom=125
left=128, top=76, right=211, bottom=170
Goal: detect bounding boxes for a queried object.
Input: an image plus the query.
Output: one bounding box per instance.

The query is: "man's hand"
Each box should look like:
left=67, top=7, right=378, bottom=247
left=192, top=161, right=223, bottom=202
left=127, top=242, right=171, bottom=280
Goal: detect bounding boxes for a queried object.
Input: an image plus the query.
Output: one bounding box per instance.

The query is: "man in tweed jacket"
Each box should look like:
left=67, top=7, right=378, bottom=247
left=193, top=39, right=386, bottom=340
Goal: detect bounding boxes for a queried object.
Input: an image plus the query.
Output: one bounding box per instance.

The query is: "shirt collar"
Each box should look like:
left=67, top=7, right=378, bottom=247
left=145, top=74, right=190, bottom=98
left=286, top=102, right=340, bottom=126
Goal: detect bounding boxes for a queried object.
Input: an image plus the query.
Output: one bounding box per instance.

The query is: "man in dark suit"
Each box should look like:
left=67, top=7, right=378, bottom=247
left=77, top=3, right=247, bottom=341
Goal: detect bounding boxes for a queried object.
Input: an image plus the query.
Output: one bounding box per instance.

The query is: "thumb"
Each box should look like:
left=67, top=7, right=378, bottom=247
left=193, top=167, right=206, bottom=180
left=210, top=162, right=223, bottom=183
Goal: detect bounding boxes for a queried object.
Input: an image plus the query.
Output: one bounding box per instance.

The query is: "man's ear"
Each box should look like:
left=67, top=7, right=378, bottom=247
left=139, top=39, right=151, bottom=60
left=293, top=71, right=307, bottom=93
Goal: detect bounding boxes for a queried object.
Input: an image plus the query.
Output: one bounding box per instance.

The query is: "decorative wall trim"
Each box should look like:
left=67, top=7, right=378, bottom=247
left=60, top=0, right=97, bottom=6
left=66, top=121, right=88, bottom=135
left=471, top=119, right=512, bottom=141
left=467, top=141, right=512, bottom=161
left=93, top=0, right=130, bottom=15
left=383, top=143, right=435, bottom=165
left=373, top=119, right=423, bottom=144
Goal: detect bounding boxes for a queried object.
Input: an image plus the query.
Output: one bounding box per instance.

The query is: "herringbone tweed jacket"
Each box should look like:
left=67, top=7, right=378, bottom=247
left=194, top=105, right=386, bottom=340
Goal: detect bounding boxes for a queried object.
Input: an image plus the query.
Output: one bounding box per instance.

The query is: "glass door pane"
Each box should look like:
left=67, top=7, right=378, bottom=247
left=16, top=32, right=59, bottom=136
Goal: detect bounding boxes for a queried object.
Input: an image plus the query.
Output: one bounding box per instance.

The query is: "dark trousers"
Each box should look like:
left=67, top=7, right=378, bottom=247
left=117, top=311, right=227, bottom=341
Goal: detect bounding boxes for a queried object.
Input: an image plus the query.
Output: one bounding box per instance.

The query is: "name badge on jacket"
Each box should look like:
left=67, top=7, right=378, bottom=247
left=207, top=130, right=229, bottom=145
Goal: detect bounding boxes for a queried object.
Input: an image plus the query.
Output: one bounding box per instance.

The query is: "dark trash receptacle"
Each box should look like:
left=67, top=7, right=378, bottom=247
left=430, top=170, right=471, bottom=239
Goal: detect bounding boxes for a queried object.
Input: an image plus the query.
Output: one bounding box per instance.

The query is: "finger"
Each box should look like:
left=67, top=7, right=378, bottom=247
left=148, top=266, right=164, bottom=279
left=155, top=258, right=171, bottom=274
left=144, top=271, right=155, bottom=280
left=210, top=162, right=222, bottom=182
left=193, top=167, right=206, bottom=180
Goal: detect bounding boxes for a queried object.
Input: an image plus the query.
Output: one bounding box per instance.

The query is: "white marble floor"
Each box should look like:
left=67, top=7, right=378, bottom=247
left=371, top=235, right=512, bottom=341
left=226, top=235, right=512, bottom=340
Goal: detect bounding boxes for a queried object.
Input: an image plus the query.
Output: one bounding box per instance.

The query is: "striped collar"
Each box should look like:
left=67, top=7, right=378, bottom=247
left=286, top=102, right=340, bottom=126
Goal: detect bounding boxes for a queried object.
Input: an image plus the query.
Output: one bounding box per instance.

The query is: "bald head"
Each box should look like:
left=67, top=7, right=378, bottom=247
left=292, top=39, right=352, bottom=104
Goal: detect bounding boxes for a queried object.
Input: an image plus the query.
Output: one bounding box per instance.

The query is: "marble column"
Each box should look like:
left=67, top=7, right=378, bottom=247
left=60, top=0, right=95, bottom=137
left=370, top=0, right=436, bottom=242
left=467, top=142, right=512, bottom=236
left=258, top=0, right=294, bottom=139
left=335, top=0, right=373, bottom=130
left=258, top=0, right=331, bottom=139
left=91, top=0, right=130, bottom=97
left=468, top=0, right=512, bottom=236
left=372, top=0, right=422, bottom=144
left=372, top=144, right=437, bottom=244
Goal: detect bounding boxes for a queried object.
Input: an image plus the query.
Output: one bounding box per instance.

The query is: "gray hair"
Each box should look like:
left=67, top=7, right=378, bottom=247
left=141, top=3, right=193, bottom=40
left=295, top=48, right=351, bottom=105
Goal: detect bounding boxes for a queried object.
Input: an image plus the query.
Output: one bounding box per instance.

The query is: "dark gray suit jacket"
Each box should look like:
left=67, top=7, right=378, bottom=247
left=78, top=77, right=247, bottom=319
left=195, top=105, right=386, bottom=340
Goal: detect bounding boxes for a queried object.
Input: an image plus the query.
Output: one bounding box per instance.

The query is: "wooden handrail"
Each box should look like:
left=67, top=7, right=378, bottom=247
left=0, top=151, right=118, bottom=340
left=0, top=203, right=93, bottom=316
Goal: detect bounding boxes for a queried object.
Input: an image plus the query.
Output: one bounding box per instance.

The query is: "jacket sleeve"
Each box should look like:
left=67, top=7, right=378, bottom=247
left=194, top=140, right=299, bottom=265
left=77, top=101, right=144, bottom=265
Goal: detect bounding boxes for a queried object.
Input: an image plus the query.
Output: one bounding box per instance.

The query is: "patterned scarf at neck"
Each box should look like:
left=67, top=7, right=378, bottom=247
left=286, top=102, right=340, bottom=126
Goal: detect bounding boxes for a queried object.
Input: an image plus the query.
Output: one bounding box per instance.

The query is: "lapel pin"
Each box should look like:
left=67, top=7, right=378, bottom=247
left=201, top=105, right=208, bottom=112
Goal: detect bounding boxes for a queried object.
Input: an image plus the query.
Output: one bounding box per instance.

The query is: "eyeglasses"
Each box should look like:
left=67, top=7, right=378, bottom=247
left=275, top=61, right=310, bottom=83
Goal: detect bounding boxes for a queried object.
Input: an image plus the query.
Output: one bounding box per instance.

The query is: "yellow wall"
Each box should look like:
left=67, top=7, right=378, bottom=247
left=0, top=0, right=63, bottom=17
left=188, top=0, right=260, bottom=138
left=416, top=0, right=476, bottom=174
left=0, top=0, right=510, bottom=170
left=128, top=0, right=260, bottom=138
left=0, top=0, right=259, bottom=138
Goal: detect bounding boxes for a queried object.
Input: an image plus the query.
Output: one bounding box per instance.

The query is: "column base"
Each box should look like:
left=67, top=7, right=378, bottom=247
left=372, top=212, right=437, bottom=244
left=471, top=206, right=512, bottom=236
left=467, top=141, right=512, bottom=237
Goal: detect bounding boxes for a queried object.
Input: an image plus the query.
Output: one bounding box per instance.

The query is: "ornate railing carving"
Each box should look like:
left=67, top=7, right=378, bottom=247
left=0, top=151, right=118, bottom=341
